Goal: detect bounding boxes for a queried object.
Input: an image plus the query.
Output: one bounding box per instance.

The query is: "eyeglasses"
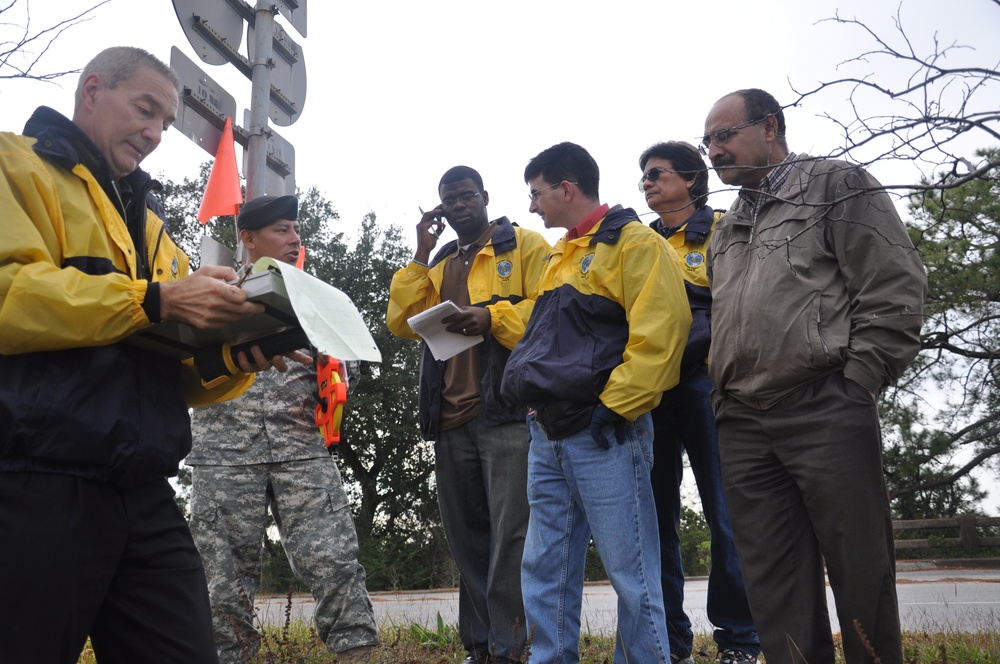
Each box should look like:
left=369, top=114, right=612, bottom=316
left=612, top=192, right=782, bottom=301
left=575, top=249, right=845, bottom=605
left=528, top=180, right=577, bottom=202
left=638, top=166, right=676, bottom=191
left=698, top=116, right=770, bottom=155
left=440, top=191, right=481, bottom=209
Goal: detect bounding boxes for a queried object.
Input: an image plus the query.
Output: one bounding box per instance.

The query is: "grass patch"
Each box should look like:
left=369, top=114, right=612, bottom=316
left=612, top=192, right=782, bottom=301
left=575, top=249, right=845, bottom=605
left=74, top=589, right=1000, bottom=663
left=75, top=623, right=1000, bottom=663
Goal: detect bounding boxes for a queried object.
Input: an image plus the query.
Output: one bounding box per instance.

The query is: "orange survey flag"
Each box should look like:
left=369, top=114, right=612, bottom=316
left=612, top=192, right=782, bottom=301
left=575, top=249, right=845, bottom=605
left=197, top=117, right=242, bottom=223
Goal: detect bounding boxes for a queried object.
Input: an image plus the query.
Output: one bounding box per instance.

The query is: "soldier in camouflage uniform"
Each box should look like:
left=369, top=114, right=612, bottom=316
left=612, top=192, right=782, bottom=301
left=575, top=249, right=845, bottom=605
left=188, top=195, right=378, bottom=664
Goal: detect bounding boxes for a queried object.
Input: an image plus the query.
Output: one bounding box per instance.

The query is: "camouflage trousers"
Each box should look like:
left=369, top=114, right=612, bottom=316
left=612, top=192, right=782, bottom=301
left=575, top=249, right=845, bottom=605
left=189, top=457, right=378, bottom=664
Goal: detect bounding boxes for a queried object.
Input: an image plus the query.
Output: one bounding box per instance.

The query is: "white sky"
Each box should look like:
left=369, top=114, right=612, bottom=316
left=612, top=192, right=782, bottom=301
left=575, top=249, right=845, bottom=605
left=3, top=0, right=999, bottom=512
left=5, top=0, right=998, bottom=246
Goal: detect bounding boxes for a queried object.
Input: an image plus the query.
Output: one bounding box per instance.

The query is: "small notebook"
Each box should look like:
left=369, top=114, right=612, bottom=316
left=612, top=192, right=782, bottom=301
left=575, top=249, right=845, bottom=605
left=407, top=300, right=484, bottom=361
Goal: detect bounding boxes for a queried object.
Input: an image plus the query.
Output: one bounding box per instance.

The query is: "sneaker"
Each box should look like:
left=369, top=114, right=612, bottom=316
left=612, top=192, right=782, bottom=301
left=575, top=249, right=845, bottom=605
left=718, top=649, right=758, bottom=664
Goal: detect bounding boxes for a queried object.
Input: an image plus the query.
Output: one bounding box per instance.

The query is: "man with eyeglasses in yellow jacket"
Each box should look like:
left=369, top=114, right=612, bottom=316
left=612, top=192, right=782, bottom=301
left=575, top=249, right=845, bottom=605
left=387, top=165, right=550, bottom=664
left=501, top=142, right=691, bottom=664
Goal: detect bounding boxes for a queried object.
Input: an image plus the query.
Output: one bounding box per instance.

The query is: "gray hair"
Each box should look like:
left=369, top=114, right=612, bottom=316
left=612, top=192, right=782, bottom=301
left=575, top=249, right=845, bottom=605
left=74, top=47, right=181, bottom=111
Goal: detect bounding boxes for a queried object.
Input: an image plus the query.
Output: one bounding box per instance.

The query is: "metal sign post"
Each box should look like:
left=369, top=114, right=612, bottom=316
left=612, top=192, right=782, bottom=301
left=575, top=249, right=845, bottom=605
left=171, top=0, right=307, bottom=202
left=243, top=109, right=295, bottom=196
left=246, top=2, right=274, bottom=200
left=246, top=18, right=307, bottom=127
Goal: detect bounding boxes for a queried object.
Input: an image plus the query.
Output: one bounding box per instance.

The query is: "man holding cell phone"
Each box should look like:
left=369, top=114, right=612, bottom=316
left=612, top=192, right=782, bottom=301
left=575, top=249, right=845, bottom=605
left=387, top=166, right=550, bottom=664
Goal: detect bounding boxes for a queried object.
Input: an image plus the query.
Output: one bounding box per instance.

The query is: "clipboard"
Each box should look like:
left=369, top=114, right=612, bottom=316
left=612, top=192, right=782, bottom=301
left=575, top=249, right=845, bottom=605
left=130, top=269, right=298, bottom=360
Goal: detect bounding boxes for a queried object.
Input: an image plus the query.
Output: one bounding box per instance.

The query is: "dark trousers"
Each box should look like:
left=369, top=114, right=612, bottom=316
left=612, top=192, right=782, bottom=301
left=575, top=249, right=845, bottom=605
left=716, top=372, right=902, bottom=664
left=651, top=366, right=758, bottom=657
left=435, top=419, right=530, bottom=659
left=0, top=473, right=218, bottom=664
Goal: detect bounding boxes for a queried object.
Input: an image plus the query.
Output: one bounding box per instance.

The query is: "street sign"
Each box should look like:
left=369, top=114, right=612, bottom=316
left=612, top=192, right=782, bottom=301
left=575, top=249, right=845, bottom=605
left=274, top=0, right=308, bottom=38
left=221, top=0, right=306, bottom=39
left=170, top=47, right=238, bottom=156
left=172, top=0, right=306, bottom=196
left=172, top=0, right=244, bottom=66
left=242, top=109, right=296, bottom=196
left=173, top=0, right=304, bottom=126
left=247, top=19, right=307, bottom=126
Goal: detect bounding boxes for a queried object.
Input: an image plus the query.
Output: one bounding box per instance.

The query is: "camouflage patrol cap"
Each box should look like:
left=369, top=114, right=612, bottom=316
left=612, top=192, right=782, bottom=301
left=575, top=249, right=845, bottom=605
left=237, top=195, right=299, bottom=230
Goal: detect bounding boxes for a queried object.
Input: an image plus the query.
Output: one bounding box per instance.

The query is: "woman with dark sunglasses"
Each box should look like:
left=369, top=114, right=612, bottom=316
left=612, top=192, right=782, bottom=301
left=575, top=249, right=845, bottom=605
left=639, top=141, right=761, bottom=664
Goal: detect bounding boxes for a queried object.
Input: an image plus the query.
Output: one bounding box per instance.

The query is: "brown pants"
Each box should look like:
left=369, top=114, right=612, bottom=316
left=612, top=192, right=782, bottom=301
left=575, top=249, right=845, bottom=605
left=715, top=372, right=902, bottom=664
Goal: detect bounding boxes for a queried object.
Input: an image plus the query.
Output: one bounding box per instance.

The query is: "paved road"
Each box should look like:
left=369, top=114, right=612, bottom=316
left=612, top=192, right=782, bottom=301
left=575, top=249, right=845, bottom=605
left=256, top=564, right=1000, bottom=635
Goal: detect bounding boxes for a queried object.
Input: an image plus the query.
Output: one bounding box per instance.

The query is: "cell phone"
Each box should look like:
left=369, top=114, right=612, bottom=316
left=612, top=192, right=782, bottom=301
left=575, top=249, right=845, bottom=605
left=420, top=206, right=445, bottom=237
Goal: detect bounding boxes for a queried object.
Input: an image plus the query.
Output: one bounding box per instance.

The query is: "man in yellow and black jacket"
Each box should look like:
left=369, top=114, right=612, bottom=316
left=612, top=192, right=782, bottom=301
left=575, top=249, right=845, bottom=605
left=501, top=142, right=691, bottom=664
left=387, top=165, right=550, bottom=664
left=0, top=47, right=291, bottom=664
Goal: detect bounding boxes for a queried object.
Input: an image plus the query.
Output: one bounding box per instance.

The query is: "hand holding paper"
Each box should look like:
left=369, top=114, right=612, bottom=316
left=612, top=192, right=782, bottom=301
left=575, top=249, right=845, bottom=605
left=251, top=258, right=381, bottom=362
left=407, top=300, right=484, bottom=361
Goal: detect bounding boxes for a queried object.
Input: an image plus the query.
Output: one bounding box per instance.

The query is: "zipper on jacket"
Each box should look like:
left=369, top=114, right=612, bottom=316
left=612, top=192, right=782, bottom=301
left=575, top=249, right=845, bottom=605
left=731, top=210, right=757, bottom=393
left=113, top=180, right=152, bottom=280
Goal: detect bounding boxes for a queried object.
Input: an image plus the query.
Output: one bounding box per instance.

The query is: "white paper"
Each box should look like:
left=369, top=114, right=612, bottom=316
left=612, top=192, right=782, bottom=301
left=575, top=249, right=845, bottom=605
left=252, top=258, right=382, bottom=362
left=406, top=300, right=483, bottom=361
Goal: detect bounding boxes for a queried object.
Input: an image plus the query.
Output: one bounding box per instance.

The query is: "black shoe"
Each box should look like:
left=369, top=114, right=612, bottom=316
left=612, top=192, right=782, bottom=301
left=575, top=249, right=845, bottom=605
left=719, top=649, right=758, bottom=664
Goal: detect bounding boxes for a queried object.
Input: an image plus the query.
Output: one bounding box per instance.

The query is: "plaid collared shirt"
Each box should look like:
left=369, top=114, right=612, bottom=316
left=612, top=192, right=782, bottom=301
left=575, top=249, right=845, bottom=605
left=740, top=152, right=798, bottom=222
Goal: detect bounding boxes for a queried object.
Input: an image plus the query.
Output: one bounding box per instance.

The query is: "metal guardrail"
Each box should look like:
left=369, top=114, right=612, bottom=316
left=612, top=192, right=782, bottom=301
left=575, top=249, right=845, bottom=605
left=893, top=515, right=1000, bottom=551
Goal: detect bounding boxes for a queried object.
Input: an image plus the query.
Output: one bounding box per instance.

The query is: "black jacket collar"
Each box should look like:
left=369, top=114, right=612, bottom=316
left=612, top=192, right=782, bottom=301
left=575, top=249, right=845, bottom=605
left=24, top=106, right=163, bottom=278
left=589, top=205, right=640, bottom=246
left=25, top=106, right=114, bottom=183
left=650, top=205, right=714, bottom=245
left=430, top=216, right=518, bottom=267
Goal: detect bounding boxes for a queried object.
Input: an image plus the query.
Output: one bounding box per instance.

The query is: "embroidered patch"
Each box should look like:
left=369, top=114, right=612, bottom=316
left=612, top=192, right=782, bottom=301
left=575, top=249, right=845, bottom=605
left=497, top=259, right=513, bottom=279
left=581, top=253, right=595, bottom=274
left=171, top=257, right=179, bottom=279
left=684, top=251, right=704, bottom=269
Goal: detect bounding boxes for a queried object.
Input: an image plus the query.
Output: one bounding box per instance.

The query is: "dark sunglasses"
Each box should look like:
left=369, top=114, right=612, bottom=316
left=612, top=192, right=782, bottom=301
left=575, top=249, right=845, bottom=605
left=638, top=166, right=675, bottom=191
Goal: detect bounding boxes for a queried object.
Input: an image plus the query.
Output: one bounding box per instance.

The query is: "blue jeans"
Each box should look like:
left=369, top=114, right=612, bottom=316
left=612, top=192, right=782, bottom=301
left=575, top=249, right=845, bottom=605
left=650, top=366, right=759, bottom=657
left=522, top=411, right=670, bottom=664
left=436, top=419, right=530, bottom=659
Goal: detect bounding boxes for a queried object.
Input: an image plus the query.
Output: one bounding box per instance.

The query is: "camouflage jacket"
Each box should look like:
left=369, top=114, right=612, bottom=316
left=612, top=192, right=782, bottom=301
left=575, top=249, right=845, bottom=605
left=187, top=359, right=328, bottom=465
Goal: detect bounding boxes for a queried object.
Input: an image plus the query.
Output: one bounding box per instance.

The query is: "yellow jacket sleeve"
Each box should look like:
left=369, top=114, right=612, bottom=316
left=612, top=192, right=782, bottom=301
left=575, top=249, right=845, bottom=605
left=486, top=229, right=552, bottom=351
left=0, top=143, right=151, bottom=353
left=601, top=227, right=691, bottom=421
left=386, top=260, right=442, bottom=340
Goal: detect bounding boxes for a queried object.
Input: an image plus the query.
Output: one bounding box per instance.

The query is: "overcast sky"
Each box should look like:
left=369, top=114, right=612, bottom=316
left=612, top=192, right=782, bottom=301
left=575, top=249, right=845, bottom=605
left=5, top=0, right=998, bottom=247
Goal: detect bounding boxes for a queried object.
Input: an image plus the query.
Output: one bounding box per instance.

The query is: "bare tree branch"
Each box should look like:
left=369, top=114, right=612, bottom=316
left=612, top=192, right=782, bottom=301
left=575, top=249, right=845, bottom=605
left=891, top=443, right=1000, bottom=499
left=787, top=2, right=1000, bottom=194
left=0, top=0, right=111, bottom=82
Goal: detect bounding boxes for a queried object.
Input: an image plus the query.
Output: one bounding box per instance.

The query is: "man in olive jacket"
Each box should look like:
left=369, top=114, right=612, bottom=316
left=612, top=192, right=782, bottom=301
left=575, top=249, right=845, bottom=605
left=702, top=88, right=926, bottom=664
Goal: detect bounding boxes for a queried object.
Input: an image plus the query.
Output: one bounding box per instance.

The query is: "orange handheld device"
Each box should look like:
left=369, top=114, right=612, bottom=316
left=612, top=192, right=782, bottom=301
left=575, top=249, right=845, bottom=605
left=314, top=356, right=348, bottom=447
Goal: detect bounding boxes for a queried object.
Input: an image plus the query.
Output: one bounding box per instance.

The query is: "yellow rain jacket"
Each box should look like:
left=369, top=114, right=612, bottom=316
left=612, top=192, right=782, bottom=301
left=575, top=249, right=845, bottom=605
left=502, top=206, right=691, bottom=422
left=387, top=217, right=551, bottom=439
left=0, top=107, right=251, bottom=486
